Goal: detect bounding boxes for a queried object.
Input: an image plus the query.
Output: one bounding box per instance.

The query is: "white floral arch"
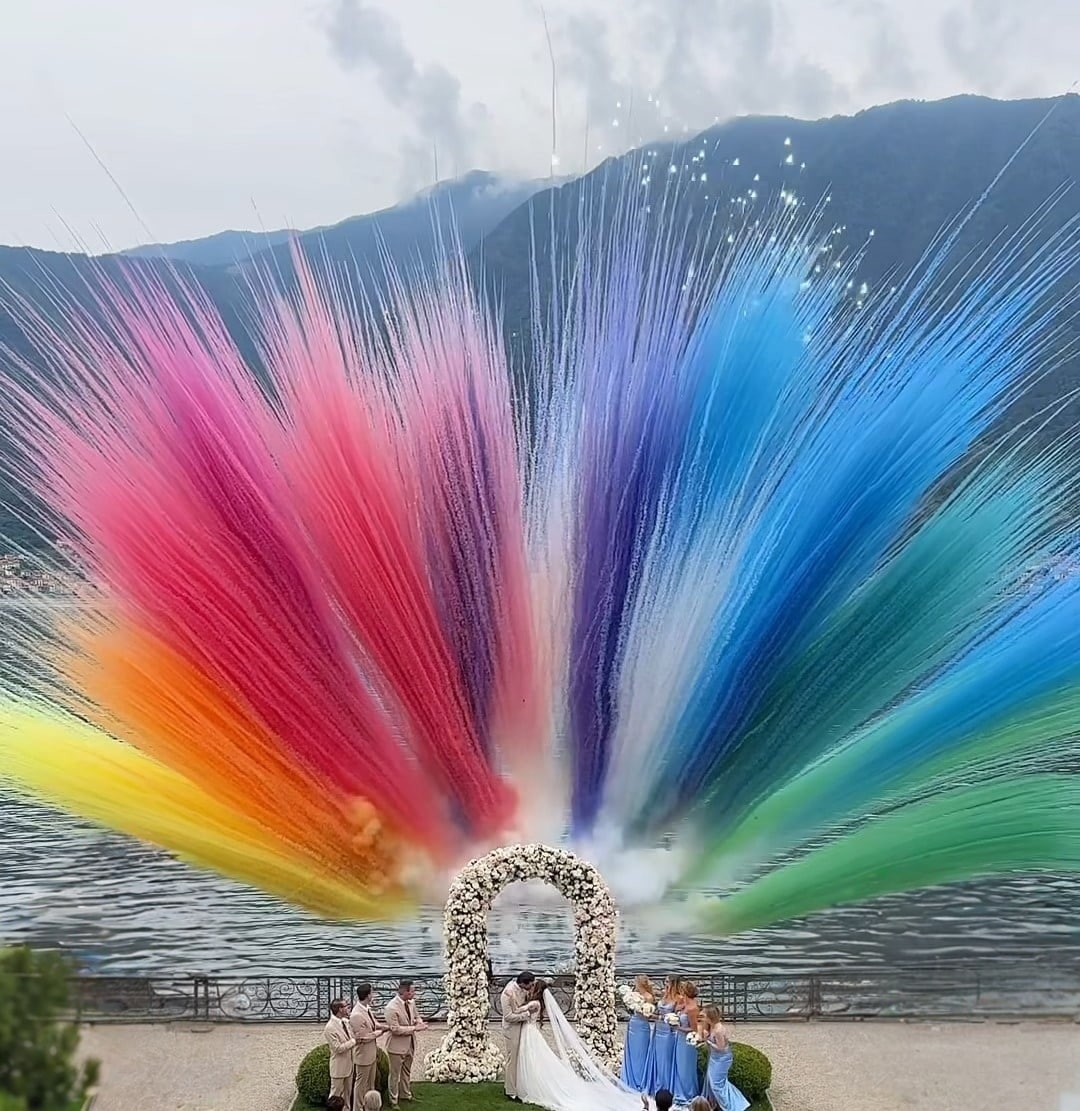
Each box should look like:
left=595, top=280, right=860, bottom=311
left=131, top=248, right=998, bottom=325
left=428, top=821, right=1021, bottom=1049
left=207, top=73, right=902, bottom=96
left=424, top=843, right=619, bottom=1083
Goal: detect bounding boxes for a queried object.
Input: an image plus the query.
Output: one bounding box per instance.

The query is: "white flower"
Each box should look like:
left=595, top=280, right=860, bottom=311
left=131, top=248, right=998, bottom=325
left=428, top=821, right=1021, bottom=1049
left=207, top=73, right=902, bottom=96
left=665, top=1012, right=681, bottom=1027
left=429, top=843, right=620, bottom=1079
left=686, top=1032, right=702, bottom=1048
left=641, top=1002, right=655, bottom=1017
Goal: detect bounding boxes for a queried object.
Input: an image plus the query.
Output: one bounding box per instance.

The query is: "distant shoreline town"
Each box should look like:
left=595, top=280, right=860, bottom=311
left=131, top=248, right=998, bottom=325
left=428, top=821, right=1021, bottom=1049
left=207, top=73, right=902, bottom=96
left=0, top=543, right=82, bottom=597
left=1, top=546, right=1077, bottom=600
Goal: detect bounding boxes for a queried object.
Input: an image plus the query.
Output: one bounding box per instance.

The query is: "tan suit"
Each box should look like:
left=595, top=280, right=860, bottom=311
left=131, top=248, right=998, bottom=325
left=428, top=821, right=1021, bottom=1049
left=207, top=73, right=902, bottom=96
left=350, top=1000, right=381, bottom=1106
left=324, top=1014, right=357, bottom=1110
left=500, top=980, right=537, bottom=1099
left=383, top=994, right=421, bottom=1105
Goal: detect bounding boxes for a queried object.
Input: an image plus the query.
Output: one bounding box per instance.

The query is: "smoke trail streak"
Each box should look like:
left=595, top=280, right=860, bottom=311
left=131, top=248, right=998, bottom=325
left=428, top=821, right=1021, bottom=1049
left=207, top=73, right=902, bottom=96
left=1, top=165, right=1079, bottom=928
left=701, top=776, right=1080, bottom=936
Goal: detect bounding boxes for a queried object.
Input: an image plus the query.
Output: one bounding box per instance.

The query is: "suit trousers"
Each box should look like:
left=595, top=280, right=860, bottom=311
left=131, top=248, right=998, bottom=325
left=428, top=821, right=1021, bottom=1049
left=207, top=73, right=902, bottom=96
left=330, top=1071, right=353, bottom=1110
left=503, top=1023, right=523, bottom=1098
left=388, top=1048, right=414, bottom=1104
left=352, top=1059, right=378, bottom=1106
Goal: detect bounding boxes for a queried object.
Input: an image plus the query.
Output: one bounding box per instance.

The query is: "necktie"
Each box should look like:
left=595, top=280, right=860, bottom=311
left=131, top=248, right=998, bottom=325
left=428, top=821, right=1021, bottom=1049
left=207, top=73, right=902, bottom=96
left=341, top=1019, right=351, bottom=1040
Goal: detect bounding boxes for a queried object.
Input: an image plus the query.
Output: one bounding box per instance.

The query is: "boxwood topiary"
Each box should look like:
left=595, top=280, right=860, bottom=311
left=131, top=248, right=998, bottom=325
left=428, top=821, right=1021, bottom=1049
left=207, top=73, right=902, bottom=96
left=295, top=1043, right=391, bottom=1106
left=696, top=1040, right=772, bottom=1099
left=295, top=1044, right=330, bottom=1106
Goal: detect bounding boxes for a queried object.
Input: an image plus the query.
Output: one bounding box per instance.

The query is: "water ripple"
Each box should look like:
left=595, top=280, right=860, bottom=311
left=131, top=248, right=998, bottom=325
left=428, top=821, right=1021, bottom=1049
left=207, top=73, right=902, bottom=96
left=2, top=798, right=1079, bottom=977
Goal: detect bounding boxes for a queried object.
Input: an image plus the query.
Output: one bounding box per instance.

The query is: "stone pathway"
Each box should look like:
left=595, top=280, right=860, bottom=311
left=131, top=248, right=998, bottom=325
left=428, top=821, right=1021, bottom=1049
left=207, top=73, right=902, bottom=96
left=79, top=1019, right=1080, bottom=1111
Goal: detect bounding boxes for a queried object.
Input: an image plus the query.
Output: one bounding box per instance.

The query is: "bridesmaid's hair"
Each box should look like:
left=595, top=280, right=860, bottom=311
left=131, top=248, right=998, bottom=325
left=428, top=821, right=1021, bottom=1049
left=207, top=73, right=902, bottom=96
left=689, top=1099, right=711, bottom=1111
left=634, top=974, right=654, bottom=998
left=664, top=975, right=680, bottom=1000
left=702, top=1004, right=723, bottom=1026
left=680, top=981, right=698, bottom=1000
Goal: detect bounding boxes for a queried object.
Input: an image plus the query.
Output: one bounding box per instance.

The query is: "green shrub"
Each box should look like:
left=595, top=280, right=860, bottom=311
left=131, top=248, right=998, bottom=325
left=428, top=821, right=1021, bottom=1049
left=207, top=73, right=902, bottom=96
left=295, top=1043, right=390, bottom=1106
left=730, top=1042, right=772, bottom=1099
left=0, top=947, right=100, bottom=1111
left=696, top=1041, right=772, bottom=1100
left=295, top=1044, right=331, bottom=1106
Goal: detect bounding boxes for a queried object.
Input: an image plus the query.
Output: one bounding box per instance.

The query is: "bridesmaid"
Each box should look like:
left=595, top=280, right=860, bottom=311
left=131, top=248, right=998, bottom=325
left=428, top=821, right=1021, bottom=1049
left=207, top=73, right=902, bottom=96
left=651, top=975, right=680, bottom=1093
left=672, top=980, right=702, bottom=1103
left=619, top=974, right=656, bottom=1092
left=700, top=1006, right=749, bottom=1111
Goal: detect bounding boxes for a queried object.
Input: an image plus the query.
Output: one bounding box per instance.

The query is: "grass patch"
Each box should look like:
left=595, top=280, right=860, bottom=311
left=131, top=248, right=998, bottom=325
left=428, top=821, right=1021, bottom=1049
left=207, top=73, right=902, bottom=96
left=290, top=1083, right=772, bottom=1110
left=291, top=1083, right=541, bottom=1109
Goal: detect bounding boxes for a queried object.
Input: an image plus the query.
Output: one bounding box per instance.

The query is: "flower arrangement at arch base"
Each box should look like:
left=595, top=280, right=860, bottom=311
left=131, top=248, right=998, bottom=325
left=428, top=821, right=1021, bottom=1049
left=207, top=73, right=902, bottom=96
left=425, top=844, right=620, bottom=1083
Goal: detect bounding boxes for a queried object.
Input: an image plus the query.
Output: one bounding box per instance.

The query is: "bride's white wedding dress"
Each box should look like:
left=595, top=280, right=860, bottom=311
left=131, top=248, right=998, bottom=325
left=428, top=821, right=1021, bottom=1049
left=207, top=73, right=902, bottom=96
left=515, top=990, right=649, bottom=1111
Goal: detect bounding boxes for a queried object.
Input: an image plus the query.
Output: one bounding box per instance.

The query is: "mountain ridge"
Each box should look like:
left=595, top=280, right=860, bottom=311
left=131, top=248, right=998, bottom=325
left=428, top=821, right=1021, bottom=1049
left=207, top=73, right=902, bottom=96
left=111, top=170, right=550, bottom=271
left=3, top=93, right=1080, bottom=549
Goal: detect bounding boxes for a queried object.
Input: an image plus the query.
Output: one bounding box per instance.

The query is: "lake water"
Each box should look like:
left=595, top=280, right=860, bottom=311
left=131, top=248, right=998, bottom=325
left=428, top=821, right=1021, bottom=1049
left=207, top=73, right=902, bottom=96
left=3, top=798, right=1080, bottom=981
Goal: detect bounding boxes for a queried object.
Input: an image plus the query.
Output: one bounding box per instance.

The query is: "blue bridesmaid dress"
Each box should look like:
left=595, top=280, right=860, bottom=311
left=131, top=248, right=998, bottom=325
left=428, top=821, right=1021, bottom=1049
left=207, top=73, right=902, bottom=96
left=619, top=1010, right=654, bottom=1092
left=703, top=1037, right=750, bottom=1111
left=671, top=1011, right=702, bottom=1103
left=651, top=1002, right=677, bottom=1093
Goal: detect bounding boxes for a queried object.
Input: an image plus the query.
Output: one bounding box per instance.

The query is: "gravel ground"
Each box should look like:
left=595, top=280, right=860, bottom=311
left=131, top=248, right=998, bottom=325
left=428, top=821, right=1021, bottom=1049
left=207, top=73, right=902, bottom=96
left=79, top=1019, right=1080, bottom=1111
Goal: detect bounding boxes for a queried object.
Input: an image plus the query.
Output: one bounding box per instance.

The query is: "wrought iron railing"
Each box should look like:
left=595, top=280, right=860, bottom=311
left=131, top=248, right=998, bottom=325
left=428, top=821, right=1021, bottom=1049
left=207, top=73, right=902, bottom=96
left=56, top=963, right=1080, bottom=1024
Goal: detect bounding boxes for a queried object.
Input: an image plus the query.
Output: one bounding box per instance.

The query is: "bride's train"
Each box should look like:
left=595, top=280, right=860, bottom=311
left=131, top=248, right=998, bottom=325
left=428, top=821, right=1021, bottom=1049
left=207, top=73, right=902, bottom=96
left=516, top=990, right=651, bottom=1110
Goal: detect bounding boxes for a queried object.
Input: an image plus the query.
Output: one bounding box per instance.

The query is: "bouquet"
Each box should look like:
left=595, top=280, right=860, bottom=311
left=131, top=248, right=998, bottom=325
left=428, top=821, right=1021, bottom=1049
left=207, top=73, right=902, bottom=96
left=618, top=984, right=645, bottom=1014
left=664, top=1012, right=681, bottom=1026
left=686, top=1032, right=703, bottom=1048
left=640, top=1002, right=655, bottom=1018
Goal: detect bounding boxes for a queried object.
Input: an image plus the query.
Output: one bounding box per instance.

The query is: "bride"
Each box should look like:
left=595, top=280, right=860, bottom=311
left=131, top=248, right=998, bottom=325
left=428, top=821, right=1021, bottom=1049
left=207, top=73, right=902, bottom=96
left=515, top=981, right=654, bottom=1111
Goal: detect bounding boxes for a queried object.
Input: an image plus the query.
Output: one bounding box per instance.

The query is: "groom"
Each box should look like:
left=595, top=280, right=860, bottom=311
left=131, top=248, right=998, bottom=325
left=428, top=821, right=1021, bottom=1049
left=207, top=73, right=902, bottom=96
left=500, top=971, right=539, bottom=1101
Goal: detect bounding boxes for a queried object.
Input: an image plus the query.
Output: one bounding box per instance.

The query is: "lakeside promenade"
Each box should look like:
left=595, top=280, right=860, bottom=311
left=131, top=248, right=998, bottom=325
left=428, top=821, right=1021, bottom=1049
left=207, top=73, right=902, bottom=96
left=79, top=1018, right=1080, bottom=1111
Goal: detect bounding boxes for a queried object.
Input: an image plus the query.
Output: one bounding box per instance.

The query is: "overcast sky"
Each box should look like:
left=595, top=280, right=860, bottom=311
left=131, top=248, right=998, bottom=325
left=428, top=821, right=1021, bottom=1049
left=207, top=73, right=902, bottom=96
left=0, top=0, right=1074, bottom=251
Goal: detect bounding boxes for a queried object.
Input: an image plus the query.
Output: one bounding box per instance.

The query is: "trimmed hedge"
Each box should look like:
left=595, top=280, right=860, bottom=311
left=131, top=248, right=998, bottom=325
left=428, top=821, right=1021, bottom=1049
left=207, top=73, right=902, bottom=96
left=295, top=1043, right=390, bottom=1106
left=696, top=1041, right=772, bottom=1099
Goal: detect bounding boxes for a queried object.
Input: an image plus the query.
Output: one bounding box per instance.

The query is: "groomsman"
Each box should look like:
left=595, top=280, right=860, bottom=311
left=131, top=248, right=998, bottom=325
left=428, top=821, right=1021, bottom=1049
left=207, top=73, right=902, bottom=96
left=384, top=979, right=428, bottom=1106
left=500, top=971, right=539, bottom=1101
left=350, top=982, right=385, bottom=1107
left=324, top=999, right=357, bottom=1110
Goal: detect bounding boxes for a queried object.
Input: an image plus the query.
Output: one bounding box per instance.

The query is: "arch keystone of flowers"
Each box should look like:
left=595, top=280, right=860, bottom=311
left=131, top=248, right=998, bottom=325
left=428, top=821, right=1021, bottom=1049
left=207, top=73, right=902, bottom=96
left=424, top=844, right=619, bottom=1083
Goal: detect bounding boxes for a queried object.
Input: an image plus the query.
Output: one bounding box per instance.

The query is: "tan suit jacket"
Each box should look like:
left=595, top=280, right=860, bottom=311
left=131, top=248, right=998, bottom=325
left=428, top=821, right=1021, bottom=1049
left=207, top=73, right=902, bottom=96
left=349, top=1001, right=381, bottom=1066
left=500, top=981, right=534, bottom=1028
left=383, top=994, right=420, bottom=1057
left=500, top=980, right=537, bottom=1099
left=324, top=1015, right=357, bottom=1079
